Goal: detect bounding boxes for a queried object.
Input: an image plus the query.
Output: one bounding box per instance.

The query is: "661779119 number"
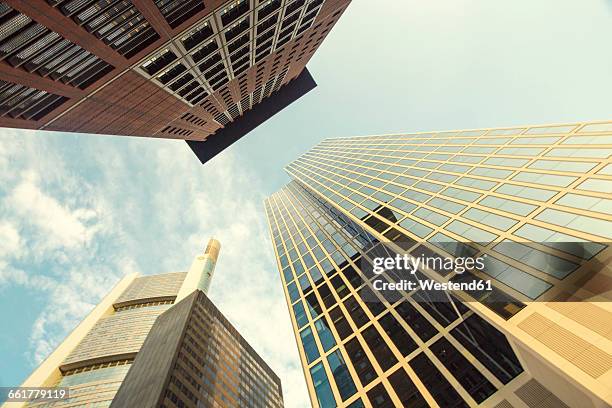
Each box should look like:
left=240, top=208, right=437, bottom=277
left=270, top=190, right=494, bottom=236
left=1, top=387, right=69, bottom=402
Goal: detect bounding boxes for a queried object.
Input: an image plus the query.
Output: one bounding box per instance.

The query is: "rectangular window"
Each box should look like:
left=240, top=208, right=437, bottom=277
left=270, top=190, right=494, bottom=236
left=463, top=146, right=496, bottom=154
left=343, top=296, right=369, bottom=328
left=514, top=224, right=605, bottom=259
left=561, top=134, right=612, bottom=144
left=310, top=362, right=336, bottom=408
left=358, top=286, right=386, bottom=317
left=309, top=264, right=324, bottom=285
left=412, top=292, right=462, bottom=327
left=497, top=147, right=544, bottom=156
left=390, top=197, right=417, bottom=213
left=496, top=183, right=557, bottom=201
left=547, top=148, right=612, bottom=158
left=463, top=208, right=517, bottom=231
left=183, top=24, right=214, bottom=51
left=331, top=275, right=350, bottom=299
left=529, top=159, right=595, bottom=173
left=446, top=220, right=498, bottom=243
left=287, top=281, right=300, bottom=303
left=398, top=218, right=432, bottom=238
left=512, top=171, right=576, bottom=187
left=451, top=314, right=523, bottom=384
left=414, top=207, right=449, bottom=226
left=394, top=301, right=437, bottom=341
left=456, top=177, right=497, bottom=191
left=451, top=155, right=484, bottom=164
left=293, top=259, right=305, bottom=275
left=481, top=256, right=551, bottom=299
left=479, top=195, right=536, bottom=216
left=293, top=301, right=308, bottom=328
left=556, top=193, right=612, bottom=214
left=314, top=317, right=336, bottom=352
left=409, top=353, right=468, bottom=408
left=377, top=312, right=417, bottom=356
left=577, top=123, right=612, bottom=133
left=329, top=306, right=353, bottom=340
left=156, top=0, right=205, bottom=28
left=342, top=266, right=364, bottom=289
left=536, top=209, right=612, bottom=239
left=441, top=187, right=481, bottom=203
left=306, top=292, right=323, bottom=318
left=345, top=337, right=377, bottom=387
left=388, top=368, right=429, bottom=408
left=319, top=282, right=337, bottom=308
left=525, top=125, right=575, bottom=135
left=362, top=325, right=397, bottom=371
left=258, top=0, right=282, bottom=20
left=469, top=167, right=514, bottom=179
left=499, top=136, right=539, bottom=146
left=299, top=273, right=313, bottom=294
left=476, top=133, right=513, bottom=141
left=327, top=350, right=357, bottom=401
left=430, top=338, right=497, bottom=402
left=300, top=327, right=320, bottom=363
left=367, top=383, right=394, bottom=408
left=439, top=163, right=472, bottom=173
left=578, top=178, right=612, bottom=193
left=494, top=240, right=578, bottom=279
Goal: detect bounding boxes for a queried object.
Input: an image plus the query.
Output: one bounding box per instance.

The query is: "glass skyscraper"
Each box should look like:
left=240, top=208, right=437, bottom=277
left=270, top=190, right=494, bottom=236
left=14, top=239, right=284, bottom=408
left=265, top=120, right=612, bottom=407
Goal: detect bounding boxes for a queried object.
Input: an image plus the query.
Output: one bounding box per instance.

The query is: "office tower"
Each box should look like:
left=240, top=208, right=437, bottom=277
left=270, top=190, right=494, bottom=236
left=13, top=239, right=284, bottom=408
left=265, top=120, right=612, bottom=408
left=0, top=0, right=351, bottom=163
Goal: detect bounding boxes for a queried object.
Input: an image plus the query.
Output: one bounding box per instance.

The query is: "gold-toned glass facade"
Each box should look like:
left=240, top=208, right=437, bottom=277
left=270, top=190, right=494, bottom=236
left=23, top=266, right=285, bottom=408
left=265, top=120, right=612, bottom=407
left=26, top=273, right=187, bottom=408
left=27, top=361, right=133, bottom=408
left=160, top=292, right=284, bottom=408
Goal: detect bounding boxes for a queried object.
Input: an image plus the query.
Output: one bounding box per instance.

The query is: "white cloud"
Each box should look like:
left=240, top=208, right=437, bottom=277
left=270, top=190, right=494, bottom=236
left=6, top=173, right=101, bottom=252
left=0, top=130, right=310, bottom=407
left=0, top=222, right=21, bottom=258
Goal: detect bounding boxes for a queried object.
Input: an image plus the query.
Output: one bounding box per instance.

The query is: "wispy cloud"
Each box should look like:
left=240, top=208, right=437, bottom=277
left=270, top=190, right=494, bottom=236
left=0, top=130, right=309, bottom=406
left=0, top=221, right=21, bottom=259
left=7, top=173, right=101, bottom=252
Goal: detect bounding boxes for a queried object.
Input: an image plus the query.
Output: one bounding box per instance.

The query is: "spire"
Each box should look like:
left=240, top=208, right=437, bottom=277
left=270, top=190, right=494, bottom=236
left=176, top=238, right=221, bottom=301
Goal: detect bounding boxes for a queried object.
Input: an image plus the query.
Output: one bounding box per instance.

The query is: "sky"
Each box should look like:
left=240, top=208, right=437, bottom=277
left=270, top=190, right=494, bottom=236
left=0, top=0, right=611, bottom=406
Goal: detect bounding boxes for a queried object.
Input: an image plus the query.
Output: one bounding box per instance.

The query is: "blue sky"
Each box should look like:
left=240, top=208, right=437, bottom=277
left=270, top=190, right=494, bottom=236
left=0, top=1, right=611, bottom=406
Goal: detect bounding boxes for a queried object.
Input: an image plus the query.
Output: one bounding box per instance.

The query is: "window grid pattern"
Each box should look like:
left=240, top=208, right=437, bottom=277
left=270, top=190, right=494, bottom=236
left=27, top=362, right=133, bottom=408
left=136, top=0, right=324, bottom=108
left=0, top=79, right=68, bottom=120
left=155, top=0, right=205, bottom=28
left=206, top=68, right=287, bottom=126
left=1, top=3, right=115, bottom=87
left=265, top=182, right=527, bottom=408
left=28, top=272, right=189, bottom=407
left=265, top=120, right=612, bottom=408
left=62, top=304, right=173, bottom=366
left=47, top=0, right=160, bottom=58
left=166, top=293, right=283, bottom=408
left=283, top=122, right=612, bottom=305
